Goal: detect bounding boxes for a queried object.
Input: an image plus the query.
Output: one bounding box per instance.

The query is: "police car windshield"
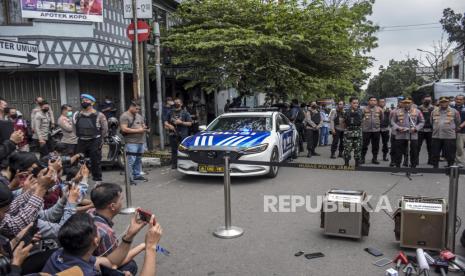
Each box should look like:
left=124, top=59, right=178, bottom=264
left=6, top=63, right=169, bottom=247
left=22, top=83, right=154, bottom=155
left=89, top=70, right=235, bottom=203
left=207, top=116, right=272, bottom=132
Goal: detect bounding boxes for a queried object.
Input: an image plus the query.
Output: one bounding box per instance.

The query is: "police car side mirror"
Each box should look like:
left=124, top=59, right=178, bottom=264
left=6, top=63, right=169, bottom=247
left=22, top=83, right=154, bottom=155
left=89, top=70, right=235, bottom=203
left=279, top=124, right=291, bottom=132
left=198, top=125, right=207, bottom=131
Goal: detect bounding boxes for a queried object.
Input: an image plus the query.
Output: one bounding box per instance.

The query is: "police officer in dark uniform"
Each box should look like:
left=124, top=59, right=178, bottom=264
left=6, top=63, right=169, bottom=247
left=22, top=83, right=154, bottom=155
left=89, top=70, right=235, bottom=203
left=378, top=99, right=391, bottom=161
left=74, top=94, right=108, bottom=184
left=418, top=95, right=434, bottom=165
left=343, top=97, right=363, bottom=166
left=164, top=98, right=192, bottom=169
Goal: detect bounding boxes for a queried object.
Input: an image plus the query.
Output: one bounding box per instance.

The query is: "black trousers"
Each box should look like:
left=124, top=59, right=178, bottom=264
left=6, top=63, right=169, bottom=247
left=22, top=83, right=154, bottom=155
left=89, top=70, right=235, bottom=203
left=380, top=130, right=390, bottom=155
left=418, top=131, right=433, bottom=162
left=432, top=138, right=456, bottom=166
left=362, top=132, right=380, bottom=160
left=32, top=139, right=51, bottom=158
left=390, top=134, right=396, bottom=160
left=394, top=139, right=419, bottom=167
left=305, top=129, right=319, bottom=154
left=296, top=124, right=305, bottom=152
left=76, top=137, right=102, bottom=181
left=331, top=130, right=344, bottom=154
left=170, top=135, right=182, bottom=167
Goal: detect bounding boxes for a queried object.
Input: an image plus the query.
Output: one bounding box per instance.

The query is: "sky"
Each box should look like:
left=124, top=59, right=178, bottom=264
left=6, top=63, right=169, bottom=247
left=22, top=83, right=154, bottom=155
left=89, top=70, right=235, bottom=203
left=365, top=0, right=465, bottom=86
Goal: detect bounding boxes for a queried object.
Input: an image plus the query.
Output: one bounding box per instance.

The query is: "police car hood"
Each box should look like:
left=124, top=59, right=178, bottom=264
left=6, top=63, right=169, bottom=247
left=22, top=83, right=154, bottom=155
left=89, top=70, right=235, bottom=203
left=182, top=131, right=271, bottom=149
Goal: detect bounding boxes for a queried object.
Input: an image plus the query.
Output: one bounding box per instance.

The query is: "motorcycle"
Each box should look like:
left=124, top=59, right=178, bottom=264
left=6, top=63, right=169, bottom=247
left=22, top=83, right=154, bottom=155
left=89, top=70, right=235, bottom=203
left=101, top=117, right=125, bottom=169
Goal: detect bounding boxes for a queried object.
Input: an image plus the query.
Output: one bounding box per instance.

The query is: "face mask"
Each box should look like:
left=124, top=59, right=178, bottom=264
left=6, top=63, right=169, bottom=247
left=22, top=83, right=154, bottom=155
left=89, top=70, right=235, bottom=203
left=81, top=102, right=91, bottom=109
left=168, top=101, right=174, bottom=106
left=174, top=103, right=181, bottom=109
left=10, top=114, right=17, bottom=119
left=105, top=100, right=111, bottom=104
left=424, top=101, right=431, bottom=105
left=66, top=111, right=73, bottom=117
left=42, top=108, right=49, bottom=113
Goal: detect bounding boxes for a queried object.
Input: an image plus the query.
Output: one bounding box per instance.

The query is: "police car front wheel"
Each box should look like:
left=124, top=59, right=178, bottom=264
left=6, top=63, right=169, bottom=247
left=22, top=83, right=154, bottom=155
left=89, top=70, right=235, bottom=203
left=266, top=147, right=279, bottom=178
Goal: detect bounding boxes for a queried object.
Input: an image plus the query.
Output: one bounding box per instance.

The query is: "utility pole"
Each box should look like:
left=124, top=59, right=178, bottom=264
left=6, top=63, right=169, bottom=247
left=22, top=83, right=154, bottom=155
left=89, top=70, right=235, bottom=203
left=131, top=0, right=140, bottom=101
left=154, top=21, right=165, bottom=150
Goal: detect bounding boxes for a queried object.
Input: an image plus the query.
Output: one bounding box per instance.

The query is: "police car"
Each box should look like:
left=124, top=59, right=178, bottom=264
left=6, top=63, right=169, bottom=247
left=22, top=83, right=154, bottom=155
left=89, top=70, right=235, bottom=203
left=177, top=109, right=298, bottom=178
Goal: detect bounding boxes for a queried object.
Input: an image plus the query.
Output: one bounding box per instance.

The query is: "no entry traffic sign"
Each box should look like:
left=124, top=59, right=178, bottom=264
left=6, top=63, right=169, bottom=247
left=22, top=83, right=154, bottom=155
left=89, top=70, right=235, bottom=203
left=127, top=20, right=151, bottom=42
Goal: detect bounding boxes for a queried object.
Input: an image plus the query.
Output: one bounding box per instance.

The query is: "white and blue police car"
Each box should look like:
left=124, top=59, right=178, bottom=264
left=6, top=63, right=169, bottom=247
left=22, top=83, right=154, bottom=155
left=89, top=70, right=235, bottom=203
left=177, top=109, right=298, bottom=178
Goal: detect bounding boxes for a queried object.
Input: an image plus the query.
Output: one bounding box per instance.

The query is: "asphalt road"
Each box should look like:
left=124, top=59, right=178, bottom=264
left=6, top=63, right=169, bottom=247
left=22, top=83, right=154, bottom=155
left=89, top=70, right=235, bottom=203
left=103, top=144, right=465, bottom=276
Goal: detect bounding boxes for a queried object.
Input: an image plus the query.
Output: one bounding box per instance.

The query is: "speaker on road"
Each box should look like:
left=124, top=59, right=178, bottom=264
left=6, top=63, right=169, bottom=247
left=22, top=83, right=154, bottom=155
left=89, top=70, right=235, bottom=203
left=321, top=189, right=369, bottom=239
left=399, top=196, right=447, bottom=251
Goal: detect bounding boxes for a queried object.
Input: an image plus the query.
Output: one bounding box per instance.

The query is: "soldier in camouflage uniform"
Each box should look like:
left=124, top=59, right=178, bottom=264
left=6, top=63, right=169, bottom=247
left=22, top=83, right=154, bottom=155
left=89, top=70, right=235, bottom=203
left=343, top=97, right=364, bottom=166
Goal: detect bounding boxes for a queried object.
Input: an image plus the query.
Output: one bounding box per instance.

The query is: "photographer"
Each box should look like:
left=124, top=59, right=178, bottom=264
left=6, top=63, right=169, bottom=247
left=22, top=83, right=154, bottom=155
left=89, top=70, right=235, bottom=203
left=120, top=102, right=149, bottom=185
left=0, top=166, right=56, bottom=238
left=164, top=98, right=192, bottom=169
left=89, top=183, right=144, bottom=274
left=42, top=212, right=148, bottom=275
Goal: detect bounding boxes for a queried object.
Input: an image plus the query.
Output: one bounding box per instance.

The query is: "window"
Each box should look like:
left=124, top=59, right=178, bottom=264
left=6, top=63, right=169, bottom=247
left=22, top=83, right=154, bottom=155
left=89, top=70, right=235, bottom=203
left=454, top=65, right=460, bottom=79
left=207, top=116, right=272, bottom=132
left=0, top=0, right=31, bottom=25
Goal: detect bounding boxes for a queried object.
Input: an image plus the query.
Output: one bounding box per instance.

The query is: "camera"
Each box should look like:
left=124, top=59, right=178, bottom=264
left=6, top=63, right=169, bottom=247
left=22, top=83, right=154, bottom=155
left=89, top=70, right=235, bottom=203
left=79, top=157, right=91, bottom=167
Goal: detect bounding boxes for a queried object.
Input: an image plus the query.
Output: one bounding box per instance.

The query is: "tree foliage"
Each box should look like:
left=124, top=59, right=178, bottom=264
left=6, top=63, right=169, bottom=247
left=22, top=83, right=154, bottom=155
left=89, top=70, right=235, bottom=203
left=163, top=0, right=378, bottom=101
left=440, top=8, right=465, bottom=48
left=365, top=59, right=425, bottom=99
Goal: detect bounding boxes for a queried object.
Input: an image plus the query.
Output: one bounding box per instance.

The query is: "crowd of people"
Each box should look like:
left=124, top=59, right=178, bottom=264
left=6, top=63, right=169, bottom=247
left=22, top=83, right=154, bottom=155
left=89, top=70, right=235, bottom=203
left=0, top=95, right=163, bottom=275
left=284, top=95, right=465, bottom=168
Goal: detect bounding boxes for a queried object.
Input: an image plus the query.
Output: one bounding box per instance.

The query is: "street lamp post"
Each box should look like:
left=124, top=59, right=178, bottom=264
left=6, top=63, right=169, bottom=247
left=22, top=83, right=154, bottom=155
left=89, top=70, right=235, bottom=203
left=154, top=21, right=165, bottom=150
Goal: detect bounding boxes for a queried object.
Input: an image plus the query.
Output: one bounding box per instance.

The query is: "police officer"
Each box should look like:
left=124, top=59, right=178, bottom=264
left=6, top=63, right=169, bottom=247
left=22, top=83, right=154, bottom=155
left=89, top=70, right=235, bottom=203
left=74, top=94, right=108, bottom=184
left=453, top=94, right=465, bottom=165
left=329, top=100, right=345, bottom=159
left=343, top=97, right=363, bottom=166
left=378, top=98, right=391, bottom=161
left=164, top=98, right=192, bottom=169
left=431, top=96, right=461, bottom=168
left=304, top=101, right=322, bottom=158
left=418, top=95, right=434, bottom=165
left=32, top=100, right=52, bottom=158
left=391, top=97, right=424, bottom=168
left=361, top=96, right=383, bottom=164
left=289, top=99, right=305, bottom=153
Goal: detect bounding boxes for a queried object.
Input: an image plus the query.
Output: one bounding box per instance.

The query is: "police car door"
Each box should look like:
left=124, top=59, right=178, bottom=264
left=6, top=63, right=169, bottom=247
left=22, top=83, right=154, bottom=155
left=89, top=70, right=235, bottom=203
left=276, top=114, right=294, bottom=160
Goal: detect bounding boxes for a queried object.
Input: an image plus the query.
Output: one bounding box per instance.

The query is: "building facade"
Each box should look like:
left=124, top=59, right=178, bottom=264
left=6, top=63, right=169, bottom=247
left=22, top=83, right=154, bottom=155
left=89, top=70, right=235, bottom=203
left=0, top=0, right=178, bottom=120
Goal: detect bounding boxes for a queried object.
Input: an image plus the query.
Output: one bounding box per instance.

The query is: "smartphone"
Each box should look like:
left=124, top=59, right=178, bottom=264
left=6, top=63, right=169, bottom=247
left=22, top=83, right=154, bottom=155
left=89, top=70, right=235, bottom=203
left=373, top=258, right=392, bottom=267
left=137, top=208, right=155, bottom=225
left=304, top=252, right=325, bottom=260
left=13, top=221, right=38, bottom=251
left=364, top=247, right=383, bottom=257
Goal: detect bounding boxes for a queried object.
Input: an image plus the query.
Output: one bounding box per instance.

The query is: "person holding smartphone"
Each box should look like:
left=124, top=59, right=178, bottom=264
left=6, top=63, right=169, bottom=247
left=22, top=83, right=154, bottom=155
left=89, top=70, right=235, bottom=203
left=120, top=101, right=150, bottom=185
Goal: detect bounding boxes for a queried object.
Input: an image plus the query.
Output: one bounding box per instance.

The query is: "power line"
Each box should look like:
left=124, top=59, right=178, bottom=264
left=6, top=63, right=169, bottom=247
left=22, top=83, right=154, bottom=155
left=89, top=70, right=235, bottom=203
left=380, top=22, right=440, bottom=28
left=378, top=26, right=442, bottom=32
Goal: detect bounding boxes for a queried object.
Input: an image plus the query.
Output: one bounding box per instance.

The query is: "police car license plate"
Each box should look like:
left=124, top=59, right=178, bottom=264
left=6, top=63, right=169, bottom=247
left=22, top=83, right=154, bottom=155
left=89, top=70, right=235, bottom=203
left=198, top=165, right=224, bottom=173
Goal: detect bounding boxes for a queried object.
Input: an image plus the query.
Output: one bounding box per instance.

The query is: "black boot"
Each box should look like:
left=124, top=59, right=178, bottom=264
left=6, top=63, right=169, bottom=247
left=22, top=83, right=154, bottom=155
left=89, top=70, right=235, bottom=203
left=383, top=154, right=389, bottom=161
left=312, top=152, right=320, bottom=156
left=330, top=153, right=336, bottom=159
left=402, top=160, right=408, bottom=167
left=389, top=162, right=394, bottom=167
left=338, top=152, right=343, bottom=158
left=355, top=160, right=360, bottom=167
left=307, top=152, right=312, bottom=158
left=344, top=159, right=350, bottom=166
left=372, top=158, right=380, bottom=165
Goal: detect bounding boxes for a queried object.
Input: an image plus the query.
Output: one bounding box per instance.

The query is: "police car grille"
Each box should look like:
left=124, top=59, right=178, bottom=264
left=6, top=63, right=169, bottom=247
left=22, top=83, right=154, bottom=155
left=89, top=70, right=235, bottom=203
left=188, top=150, right=241, bottom=165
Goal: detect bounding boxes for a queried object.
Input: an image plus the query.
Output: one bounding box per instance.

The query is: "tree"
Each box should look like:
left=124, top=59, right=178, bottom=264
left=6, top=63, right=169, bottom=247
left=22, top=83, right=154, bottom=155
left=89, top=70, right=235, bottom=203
left=365, top=58, right=425, bottom=99
left=440, top=8, right=465, bottom=48
left=163, top=0, right=378, bottom=101
left=417, top=35, right=452, bottom=80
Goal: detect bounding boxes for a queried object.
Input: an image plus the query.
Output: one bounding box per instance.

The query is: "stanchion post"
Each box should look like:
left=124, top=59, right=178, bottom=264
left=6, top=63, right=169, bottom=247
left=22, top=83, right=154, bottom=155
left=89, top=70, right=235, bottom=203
left=447, top=165, right=459, bottom=252
left=213, top=154, right=244, bottom=239
left=120, top=150, right=136, bottom=214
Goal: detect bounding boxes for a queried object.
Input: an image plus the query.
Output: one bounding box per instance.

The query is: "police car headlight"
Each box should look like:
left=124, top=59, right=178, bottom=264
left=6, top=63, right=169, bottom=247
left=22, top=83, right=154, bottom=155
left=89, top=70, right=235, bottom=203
left=178, top=144, right=189, bottom=153
left=241, top=143, right=268, bottom=155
